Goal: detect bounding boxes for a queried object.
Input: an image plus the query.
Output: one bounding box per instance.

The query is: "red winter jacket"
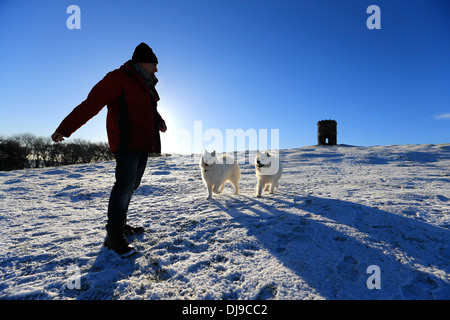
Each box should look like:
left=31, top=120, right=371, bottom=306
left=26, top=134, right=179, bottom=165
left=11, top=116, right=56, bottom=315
left=55, top=61, right=164, bottom=154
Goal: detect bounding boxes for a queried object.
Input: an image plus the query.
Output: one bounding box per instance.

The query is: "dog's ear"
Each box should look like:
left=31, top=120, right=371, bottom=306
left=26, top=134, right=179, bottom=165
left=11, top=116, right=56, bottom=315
left=266, top=151, right=270, bottom=157
left=211, top=150, right=216, bottom=157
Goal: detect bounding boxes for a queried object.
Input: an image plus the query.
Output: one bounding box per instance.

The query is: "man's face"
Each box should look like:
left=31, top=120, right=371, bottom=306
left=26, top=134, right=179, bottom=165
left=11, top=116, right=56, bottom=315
left=139, top=62, right=158, bottom=74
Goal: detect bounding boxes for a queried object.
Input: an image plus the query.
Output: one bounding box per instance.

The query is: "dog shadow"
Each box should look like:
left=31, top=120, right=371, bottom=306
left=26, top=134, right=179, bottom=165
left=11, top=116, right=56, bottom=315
left=213, top=195, right=450, bottom=299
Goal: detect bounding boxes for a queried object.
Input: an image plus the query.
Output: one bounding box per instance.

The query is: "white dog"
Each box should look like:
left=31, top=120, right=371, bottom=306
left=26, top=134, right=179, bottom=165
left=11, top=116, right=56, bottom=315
left=200, top=150, right=241, bottom=199
left=255, top=151, right=283, bottom=197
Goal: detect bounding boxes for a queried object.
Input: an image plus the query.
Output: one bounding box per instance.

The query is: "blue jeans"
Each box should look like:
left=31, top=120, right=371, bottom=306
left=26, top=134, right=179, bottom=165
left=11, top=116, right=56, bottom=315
left=106, top=150, right=148, bottom=232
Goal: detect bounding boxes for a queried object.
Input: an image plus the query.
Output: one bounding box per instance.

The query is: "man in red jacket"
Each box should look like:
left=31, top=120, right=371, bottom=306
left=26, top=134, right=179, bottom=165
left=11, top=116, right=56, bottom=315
left=52, top=43, right=166, bottom=257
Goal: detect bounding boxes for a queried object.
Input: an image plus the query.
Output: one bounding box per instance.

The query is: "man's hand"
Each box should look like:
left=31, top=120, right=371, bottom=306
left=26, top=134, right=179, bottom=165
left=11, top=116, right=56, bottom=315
left=51, top=132, right=65, bottom=142
left=159, top=120, right=167, bottom=133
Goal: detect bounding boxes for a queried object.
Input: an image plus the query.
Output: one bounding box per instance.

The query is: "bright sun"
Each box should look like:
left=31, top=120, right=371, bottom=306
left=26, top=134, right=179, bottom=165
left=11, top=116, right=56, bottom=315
left=158, top=106, right=191, bottom=155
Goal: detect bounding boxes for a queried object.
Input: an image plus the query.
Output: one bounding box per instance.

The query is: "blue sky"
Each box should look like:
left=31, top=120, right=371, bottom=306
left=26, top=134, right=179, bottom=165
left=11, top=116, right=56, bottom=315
left=0, top=0, right=449, bottom=154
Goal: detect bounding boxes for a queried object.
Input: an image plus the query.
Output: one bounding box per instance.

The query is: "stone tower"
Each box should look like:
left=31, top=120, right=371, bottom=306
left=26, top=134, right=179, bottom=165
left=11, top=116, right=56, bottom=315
left=317, top=120, right=337, bottom=145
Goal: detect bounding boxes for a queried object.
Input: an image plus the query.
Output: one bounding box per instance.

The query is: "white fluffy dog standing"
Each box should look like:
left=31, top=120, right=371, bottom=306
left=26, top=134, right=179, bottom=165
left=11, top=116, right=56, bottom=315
left=255, top=150, right=283, bottom=197
left=200, top=150, right=241, bottom=200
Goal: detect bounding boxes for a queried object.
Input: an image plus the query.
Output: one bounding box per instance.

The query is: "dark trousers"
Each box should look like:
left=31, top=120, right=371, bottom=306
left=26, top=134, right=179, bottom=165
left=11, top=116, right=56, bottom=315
left=106, top=150, right=148, bottom=232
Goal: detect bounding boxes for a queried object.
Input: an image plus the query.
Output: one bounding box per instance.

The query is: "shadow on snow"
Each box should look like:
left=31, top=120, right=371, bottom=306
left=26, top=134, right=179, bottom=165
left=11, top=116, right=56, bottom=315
left=214, top=195, right=450, bottom=299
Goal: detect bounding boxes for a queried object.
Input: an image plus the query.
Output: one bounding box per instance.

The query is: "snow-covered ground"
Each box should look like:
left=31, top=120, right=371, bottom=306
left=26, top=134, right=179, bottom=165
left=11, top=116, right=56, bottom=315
left=0, top=144, right=449, bottom=300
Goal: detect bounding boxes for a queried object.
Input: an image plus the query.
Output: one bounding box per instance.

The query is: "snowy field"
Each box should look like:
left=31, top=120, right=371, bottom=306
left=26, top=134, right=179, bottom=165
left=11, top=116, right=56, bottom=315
left=0, top=144, right=449, bottom=300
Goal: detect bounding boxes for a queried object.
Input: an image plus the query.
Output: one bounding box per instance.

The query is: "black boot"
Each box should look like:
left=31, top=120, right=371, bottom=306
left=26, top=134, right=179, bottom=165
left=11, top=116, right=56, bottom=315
left=104, top=227, right=136, bottom=258
left=123, top=224, right=145, bottom=235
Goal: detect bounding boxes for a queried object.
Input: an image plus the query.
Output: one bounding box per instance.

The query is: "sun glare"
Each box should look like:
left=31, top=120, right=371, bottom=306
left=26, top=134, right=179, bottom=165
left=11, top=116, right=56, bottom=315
left=158, top=105, right=191, bottom=155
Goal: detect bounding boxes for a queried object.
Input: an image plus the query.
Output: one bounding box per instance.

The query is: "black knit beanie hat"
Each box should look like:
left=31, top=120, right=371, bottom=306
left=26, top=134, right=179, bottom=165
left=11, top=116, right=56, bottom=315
left=132, top=43, right=158, bottom=64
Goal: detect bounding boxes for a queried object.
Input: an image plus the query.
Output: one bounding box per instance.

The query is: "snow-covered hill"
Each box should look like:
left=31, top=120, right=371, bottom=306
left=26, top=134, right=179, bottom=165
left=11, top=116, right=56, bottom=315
left=1, top=144, right=449, bottom=300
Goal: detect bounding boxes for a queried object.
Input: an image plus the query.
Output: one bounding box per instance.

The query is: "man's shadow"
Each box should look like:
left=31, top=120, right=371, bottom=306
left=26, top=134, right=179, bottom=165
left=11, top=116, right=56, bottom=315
left=63, top=242, right=139, bottom=300
left=213, top=195, right=450, bottom=299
